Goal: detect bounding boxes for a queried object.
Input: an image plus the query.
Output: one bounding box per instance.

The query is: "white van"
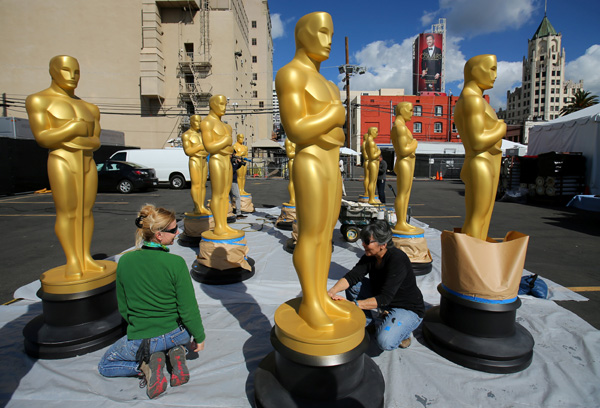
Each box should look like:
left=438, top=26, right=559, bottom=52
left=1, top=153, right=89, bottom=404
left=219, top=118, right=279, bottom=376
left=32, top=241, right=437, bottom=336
left=109, top=148, right=190, bottom=189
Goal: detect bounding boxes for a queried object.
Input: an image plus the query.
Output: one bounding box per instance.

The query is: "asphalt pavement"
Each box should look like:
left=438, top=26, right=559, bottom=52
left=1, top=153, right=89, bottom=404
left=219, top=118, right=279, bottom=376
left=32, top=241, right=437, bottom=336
left=2, top=172, right=599, bottom=329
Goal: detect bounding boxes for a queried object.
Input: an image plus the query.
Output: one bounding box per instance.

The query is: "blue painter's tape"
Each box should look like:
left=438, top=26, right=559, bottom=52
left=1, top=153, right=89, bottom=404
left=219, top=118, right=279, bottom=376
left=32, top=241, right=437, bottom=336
left=384, top=326, right=391, bottom=331
left=397, top=322, right=402, bottom=326
left=393, top=232, right=425, bottom=239
left=441, top=284, right=518, bottom=304
left=203, top=236, right=246, bottom=246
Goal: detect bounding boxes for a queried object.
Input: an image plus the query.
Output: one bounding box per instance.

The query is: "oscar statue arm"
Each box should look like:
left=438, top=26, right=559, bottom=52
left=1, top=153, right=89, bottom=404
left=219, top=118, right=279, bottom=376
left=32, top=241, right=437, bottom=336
left=200, top=119, right=232, bottom=155
left=25, top=94, right=84, bottom=149
left=276, top=66, right=345, bottom=146
left=460, top=95, right=506, bottom=153
left=182, top=132, right=204, bottom=156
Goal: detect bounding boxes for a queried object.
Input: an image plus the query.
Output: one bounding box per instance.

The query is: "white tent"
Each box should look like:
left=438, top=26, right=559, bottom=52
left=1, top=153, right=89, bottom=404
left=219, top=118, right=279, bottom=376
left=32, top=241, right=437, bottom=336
left=528, top=104, right=600, bottom=194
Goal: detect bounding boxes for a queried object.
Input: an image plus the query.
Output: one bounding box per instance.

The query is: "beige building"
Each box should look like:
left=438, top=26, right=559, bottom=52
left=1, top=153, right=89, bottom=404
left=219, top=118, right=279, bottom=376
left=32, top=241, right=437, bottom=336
left=0, top=0, right=273, bottom=149
left=505, top=14, right=582, bottom=128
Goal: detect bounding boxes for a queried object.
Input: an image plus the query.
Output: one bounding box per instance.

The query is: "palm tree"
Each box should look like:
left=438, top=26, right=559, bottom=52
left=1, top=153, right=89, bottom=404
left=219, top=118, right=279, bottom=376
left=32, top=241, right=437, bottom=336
left=559, top=89, right=599, bottom=116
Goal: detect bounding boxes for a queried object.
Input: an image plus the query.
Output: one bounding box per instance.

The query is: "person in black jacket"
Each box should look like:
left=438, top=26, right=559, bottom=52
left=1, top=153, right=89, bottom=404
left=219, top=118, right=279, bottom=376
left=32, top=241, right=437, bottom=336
left=328, top=220, right=424, bottom=350
left=377, top=156, right=387, bottom=204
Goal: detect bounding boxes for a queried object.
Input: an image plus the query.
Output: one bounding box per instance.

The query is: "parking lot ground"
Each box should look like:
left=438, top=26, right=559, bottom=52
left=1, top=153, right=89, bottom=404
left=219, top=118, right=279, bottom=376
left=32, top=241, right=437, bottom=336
left=2, top=176, right=599, bottom=329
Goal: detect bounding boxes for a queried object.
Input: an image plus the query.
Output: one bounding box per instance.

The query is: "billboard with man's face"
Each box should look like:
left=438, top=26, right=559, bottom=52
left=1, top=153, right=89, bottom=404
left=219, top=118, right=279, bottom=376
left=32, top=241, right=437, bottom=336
left=413, top=33, right=443, bottom=94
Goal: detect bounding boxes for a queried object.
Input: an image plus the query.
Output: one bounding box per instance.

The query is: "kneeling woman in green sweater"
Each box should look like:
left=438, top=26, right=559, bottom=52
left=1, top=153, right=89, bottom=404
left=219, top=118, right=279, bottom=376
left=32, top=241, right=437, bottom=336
left=98, top=204, right=205, bottom=399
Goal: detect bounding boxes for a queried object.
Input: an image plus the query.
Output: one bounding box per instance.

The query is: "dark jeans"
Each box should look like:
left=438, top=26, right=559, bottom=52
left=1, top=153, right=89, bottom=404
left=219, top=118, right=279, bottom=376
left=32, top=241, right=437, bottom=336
left=377, top=180, right=386, bottom=203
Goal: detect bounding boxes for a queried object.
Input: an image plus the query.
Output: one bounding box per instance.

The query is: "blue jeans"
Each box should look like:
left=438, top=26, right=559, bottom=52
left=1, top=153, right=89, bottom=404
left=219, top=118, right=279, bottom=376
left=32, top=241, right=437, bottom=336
left=98, top=326, right=191, bottom=377
left=346, top=279, right=423, bottom=351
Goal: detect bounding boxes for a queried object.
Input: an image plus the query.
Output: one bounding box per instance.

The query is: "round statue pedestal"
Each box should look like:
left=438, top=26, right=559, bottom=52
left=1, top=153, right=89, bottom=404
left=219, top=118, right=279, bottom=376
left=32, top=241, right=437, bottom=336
left=276, top=203, right=296, bottom=231
left=254, top=329, right=384, bottom=408
left=392, top=231, right=433, bottom=276
left=423, top=284, right=534, bottom=373
left=191, top=232, right=255, bottom=284
left=23, top=264, right=125, bottom=359
left=179, top=213, right=214, bottom=247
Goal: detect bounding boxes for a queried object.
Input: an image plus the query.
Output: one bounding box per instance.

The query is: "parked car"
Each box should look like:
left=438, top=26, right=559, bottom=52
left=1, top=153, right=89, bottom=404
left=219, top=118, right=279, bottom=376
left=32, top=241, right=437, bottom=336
left=97, top=160, right=158, bottom=194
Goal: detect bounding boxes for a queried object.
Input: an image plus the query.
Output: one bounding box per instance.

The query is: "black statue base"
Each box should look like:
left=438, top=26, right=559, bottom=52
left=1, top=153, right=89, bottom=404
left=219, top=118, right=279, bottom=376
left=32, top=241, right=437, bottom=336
left=284, top=238, right=296, bottom=254
left=254, top=328, right=384, bottom=408
left=411, top=261, right=433, bottom=276
left=177, top=233, right=201, bottom=248
left=23, top=282, right=125, bottom=359
left=423, top=284, right=534, bottom=373
left=227, top=215, right=237, bottom=223
left=191, top=257, right=255, bottom=285
left=275, top=220, right=293, bottom=231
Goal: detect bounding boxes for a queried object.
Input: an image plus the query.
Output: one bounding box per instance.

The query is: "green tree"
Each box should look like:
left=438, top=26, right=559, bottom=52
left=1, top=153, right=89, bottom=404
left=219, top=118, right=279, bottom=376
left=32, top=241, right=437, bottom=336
left=560, top=89, right=599, bottom=116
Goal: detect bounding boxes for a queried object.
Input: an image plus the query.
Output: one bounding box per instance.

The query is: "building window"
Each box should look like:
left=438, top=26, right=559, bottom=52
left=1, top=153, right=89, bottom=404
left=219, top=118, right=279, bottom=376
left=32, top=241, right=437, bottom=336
left=252, top=56, right=257, bottom=63
left=434, top=122, right=443, bottom=133
left=252, top=91, right=258, bottom=98
left=414, top=106, right=422, bottom=117
left=434, top=106, right=443, bottom=116
left=452, top=122, right=457, bottom=133
left=259, top=101, right=264, bottom=108
left=252, top=38, right=257, bottom=46
left=413, top=122, right=422, bottom=133
left=252, top=21, right=257, bottom=28
left=253, top=73, right=258, bottom=80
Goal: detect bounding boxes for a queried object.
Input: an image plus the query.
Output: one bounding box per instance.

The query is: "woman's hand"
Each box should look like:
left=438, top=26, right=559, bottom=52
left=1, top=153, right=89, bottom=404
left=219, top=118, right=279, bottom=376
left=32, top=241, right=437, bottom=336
left=191, top=340, right=205, bottom=352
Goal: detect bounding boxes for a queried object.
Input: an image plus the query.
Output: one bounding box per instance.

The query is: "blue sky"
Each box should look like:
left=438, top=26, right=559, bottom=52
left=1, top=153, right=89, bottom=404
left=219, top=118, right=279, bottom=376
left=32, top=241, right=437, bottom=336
left=268, top=0, right=600, bottom=110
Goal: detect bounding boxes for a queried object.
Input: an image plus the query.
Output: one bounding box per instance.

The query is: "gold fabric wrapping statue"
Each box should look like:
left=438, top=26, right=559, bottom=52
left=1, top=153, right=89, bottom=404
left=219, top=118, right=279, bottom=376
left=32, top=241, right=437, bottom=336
left=233, top=133, right=249, bottom=195
left=275, top=11, right=363, bottom=355
left=365, top=127, right=381, bottom=204
left=182, top=114, right=211, bottom=215
left=26, top=55, right=115, bottom=293
left=200, top=95, right=242, bottom=239
left=284, top=138, right=296, bottom=206
left=455, top=54, right=505, bottom=241
left=391, top=103, right=423, bottom=235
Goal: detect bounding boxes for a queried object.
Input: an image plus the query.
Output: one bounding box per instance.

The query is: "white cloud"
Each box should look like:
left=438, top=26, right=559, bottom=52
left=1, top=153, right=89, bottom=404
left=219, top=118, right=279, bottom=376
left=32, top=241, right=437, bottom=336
left=271, top=13, right=284, bottom=39
left=486, top=61, right=523, bottom=110
left=427, top=0, right=536, bottom=37
left=566, top=44, right=600, bottom=96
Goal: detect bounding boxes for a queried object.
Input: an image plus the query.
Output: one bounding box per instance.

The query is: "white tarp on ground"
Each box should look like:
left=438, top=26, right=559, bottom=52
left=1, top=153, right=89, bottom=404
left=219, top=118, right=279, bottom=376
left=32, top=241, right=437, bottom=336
left=1, top=207, right=598, bottom=407
left=528, top=104, right=600, bottom=194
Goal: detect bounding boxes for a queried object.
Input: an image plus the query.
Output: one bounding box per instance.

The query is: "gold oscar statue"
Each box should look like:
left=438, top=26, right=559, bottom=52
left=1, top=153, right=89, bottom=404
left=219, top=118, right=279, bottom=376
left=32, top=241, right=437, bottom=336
left=391, top=103, right=423, bottom=235
left=421, top=55, right=533, bottom=374
left=454, top=54, right=505, bottom=241
left=365, top=127, right=381, bottom=204
left=25, top=55, right=116, bottom=294
left=200, top=95, right=243, bottom=240
left=361, top=134, right=369, bottom=199
left=284, top=137, right=296, bottom=206
left=233, top=133, right=249, bottom=195
left=274, top=11, right=363, bottom=355
left=182, top=114, right=211, bottom=215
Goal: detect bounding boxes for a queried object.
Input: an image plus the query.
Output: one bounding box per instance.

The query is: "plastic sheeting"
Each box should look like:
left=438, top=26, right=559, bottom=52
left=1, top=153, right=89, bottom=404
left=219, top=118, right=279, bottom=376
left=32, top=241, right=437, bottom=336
left=2, top=207, right=598, bottom=407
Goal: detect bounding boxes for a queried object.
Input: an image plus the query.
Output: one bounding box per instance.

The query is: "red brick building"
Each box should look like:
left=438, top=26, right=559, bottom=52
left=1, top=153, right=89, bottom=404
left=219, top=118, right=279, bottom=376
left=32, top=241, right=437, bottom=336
left=355, top=93, right=489, bottom=146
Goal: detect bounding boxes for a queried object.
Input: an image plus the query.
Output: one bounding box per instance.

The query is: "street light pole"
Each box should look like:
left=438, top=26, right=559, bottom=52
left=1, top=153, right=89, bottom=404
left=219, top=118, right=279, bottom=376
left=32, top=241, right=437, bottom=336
left=345, top=37, right=351, bottom=148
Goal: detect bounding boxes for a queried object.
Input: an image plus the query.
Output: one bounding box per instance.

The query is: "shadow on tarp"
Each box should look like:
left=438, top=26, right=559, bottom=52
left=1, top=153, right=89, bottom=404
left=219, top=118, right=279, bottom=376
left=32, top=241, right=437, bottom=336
left=0, top=302, right=40, bottom=406
left=201, top=282, right=272, bottom=407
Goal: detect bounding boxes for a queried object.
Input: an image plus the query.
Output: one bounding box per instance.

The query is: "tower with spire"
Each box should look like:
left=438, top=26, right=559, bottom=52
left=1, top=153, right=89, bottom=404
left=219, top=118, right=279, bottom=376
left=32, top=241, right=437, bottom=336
left=504, top=11, right=583, bottom=134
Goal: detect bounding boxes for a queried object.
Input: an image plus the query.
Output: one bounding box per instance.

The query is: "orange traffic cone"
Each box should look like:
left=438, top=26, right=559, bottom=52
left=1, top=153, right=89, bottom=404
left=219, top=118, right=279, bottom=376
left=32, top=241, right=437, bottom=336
left=435, top=171, right=440, bottom=180
left=439, top=172, right=443, bottom=181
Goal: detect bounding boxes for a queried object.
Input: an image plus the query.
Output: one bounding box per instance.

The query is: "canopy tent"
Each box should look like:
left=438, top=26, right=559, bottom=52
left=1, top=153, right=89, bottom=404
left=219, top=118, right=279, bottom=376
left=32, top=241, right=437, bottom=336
left=528, top=104, right=600, bottom=194
left=340, top=147, right=360, bottom=156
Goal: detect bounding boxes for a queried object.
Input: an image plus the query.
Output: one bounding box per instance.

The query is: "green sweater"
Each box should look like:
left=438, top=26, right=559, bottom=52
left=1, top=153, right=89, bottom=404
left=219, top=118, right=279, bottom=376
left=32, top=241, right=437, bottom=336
left=116, top=248, right=205, bottom=343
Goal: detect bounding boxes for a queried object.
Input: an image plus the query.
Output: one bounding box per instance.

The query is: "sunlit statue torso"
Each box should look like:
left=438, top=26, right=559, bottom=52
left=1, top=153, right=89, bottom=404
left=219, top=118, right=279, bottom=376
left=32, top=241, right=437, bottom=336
left=454, top=54, right=505, bottom=240
left=26, top=55, right=105, bottom=279
left=233, top=133, right=249, bottom=195
left=365, top=127, right=381, bottom=204
left=391, top=103, right=423, bottom=234
left=276, top=11, right=349, bottom=330
left=361, top=135, right=369, bottom=197
left=284, top=138, right=296, bottom=206
left=200, top=95, right=242, bottom=239
left=182, top=114, right=211, bottom=215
